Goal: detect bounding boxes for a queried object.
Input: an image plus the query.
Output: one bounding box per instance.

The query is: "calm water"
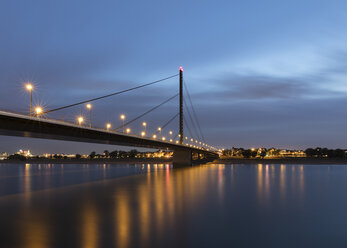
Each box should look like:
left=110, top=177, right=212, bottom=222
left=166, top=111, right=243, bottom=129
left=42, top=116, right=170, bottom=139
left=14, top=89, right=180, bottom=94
left=0, top=163, right=346, bottom=248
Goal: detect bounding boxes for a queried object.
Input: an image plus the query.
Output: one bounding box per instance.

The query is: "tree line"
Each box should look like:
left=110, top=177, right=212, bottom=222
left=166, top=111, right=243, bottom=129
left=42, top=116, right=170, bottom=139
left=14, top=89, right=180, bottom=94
left=305, top=147, right=345, bottom=158
left=6, top=149, right=168, bottom=160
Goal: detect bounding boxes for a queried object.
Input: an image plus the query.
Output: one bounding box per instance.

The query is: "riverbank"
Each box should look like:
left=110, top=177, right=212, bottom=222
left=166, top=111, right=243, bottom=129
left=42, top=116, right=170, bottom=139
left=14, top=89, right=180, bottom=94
left=0, top=158, right=172, bottom=164
left=3, top=157, right=347, bottom=165
left=215, top=157, right=347, bottom=165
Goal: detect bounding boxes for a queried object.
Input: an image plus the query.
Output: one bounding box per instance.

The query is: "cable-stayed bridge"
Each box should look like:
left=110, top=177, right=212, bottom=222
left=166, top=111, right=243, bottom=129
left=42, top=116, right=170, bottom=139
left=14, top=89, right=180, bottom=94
left=0, top=68, right=219, bottom=166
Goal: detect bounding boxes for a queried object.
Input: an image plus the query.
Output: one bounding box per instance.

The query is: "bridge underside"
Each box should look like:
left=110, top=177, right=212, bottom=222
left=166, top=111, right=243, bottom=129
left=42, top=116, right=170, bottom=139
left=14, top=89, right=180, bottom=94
left=0, top=111, right=218, bottom=166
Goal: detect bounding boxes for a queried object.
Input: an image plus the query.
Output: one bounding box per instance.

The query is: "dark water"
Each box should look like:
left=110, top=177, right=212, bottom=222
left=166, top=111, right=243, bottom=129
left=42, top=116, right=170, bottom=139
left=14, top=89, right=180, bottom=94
left=0, top=163, right=347, bottom=248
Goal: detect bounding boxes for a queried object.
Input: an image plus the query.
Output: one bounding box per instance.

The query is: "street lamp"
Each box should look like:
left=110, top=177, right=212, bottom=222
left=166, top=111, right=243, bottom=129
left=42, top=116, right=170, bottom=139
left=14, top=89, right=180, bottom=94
left=77, top=116, right=84, bottom=126
left=120, top=114, right=125, bottom=133
left=142, top=122, right=147, bottom=133
left=152, top=134, right=157, bottom=139
left=35, top=106, right=43, bottom=117
left=141, top=131, right=146, bottom=137
left=106, top=123, right=111, bottom=131
left=157, top=127, right=162, bottom=137
left=25, top=83, right=33, bottom=116
left=162, top=137, right=166, bottom=141
left=86, top=103, right=92, bottom=127
left=126, top=128, right=131, bottom=134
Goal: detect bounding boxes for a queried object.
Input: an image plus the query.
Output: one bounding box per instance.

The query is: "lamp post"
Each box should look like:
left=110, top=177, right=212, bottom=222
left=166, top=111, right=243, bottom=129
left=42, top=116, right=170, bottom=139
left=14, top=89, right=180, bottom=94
left=86, top=104, right=92, bottom=127
left=158, top=127, right=161, bottom=137
left=169, top=131, right=173, bottom=142
left=120, top=114, right=125, bottom=133
left=26, top=83, right=33, bottom=116
left=142, top=122, right=147, bottom=133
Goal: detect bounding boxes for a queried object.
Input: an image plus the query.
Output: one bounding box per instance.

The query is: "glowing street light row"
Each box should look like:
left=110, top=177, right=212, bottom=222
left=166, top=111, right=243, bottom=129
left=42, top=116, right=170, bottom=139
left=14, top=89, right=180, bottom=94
left=24, top=83, right=216, bottom=150
left=75, top=115, right=213, bottom=149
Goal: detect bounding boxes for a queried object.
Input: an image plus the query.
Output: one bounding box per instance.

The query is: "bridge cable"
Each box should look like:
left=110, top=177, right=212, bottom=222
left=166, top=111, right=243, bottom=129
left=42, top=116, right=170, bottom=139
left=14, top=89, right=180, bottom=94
left=154, top=113, right=179, bottom=135
left=183, top=98, right=202, bottom=142
left=184, top=81, right=206, bottom=142
left=44, top=74, right=179, bottom=114
left=184, top=80, right=205, bottom=142
left=115, top=93, right=178, bottom=130
left=183, top=116, right=194, bottom=140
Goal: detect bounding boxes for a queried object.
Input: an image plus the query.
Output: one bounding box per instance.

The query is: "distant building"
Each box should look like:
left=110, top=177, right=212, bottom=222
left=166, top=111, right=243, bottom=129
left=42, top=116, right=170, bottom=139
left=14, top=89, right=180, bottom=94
left=136, top=150, right=173, bottom=158
left=0, top=152, right=8, bottom=160
left=222, top=147, right=307, bottom=158
left=16, top=149, right=32, bottom=157
left=278, top=150, right=306, bottom=158
left=41, top=153, right=88, bottom=159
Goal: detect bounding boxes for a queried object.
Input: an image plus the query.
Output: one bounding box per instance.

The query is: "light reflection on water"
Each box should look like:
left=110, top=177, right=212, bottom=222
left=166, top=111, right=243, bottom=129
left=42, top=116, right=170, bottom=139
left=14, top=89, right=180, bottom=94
left=0, top=163, right=347, bottom=248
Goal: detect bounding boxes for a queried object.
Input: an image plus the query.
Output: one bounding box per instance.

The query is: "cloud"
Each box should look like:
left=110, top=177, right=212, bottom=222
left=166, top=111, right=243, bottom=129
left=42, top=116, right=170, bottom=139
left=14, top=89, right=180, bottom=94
left=191, top=74, right=314, bottom=103
left=191, top=51, right=347, bottom=104
left=217, top=75, right=310, bottom=99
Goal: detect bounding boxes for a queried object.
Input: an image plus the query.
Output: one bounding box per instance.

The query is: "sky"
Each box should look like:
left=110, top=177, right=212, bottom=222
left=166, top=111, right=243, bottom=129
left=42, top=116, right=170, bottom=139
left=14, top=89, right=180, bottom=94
left=1, top=0, right=347, bottom=154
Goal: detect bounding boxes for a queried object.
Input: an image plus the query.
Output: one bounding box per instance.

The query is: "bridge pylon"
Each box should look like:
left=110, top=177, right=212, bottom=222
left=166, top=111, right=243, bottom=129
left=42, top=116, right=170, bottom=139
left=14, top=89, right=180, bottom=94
left=179, top=66, right=183, bottom=144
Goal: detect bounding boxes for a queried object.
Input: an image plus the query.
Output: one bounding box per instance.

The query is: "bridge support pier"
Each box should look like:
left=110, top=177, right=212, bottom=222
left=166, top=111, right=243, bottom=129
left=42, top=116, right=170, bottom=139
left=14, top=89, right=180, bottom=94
left=173, top=149, right=192, bottom=167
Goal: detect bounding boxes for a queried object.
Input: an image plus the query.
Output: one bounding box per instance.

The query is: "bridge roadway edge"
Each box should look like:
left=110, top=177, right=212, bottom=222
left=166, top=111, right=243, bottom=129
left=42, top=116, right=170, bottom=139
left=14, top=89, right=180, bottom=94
left=0, top=111, right=218, bottom=166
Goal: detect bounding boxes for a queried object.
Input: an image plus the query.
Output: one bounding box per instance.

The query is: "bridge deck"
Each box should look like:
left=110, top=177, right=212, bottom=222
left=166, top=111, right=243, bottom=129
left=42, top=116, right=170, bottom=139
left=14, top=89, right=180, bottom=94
left=0, top=111, right=217, bottom=156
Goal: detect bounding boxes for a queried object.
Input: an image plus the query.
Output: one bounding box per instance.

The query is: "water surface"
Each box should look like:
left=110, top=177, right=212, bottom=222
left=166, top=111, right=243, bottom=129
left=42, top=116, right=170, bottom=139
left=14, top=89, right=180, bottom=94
left=0, top=163, right=346, bottom=248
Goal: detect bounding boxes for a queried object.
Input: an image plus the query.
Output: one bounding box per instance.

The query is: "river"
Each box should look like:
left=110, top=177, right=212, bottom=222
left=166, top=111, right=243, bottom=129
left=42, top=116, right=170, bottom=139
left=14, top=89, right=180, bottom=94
left=0, top=163, right=346, bottom=248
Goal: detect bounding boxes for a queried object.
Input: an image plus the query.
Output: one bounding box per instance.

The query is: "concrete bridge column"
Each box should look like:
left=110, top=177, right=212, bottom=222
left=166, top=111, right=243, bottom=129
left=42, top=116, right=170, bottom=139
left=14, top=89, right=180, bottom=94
left=173, top=149, right=192, bottom=167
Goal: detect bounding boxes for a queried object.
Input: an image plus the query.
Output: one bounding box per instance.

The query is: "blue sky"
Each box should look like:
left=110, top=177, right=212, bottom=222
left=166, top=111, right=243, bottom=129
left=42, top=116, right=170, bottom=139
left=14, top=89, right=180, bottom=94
left=1, top=0, right=347, bottom=153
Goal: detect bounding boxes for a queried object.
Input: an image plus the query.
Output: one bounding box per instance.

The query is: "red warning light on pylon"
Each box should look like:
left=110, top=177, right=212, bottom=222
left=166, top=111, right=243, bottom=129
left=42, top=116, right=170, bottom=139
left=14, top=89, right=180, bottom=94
left=179, top=66, right=183, bottom=72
